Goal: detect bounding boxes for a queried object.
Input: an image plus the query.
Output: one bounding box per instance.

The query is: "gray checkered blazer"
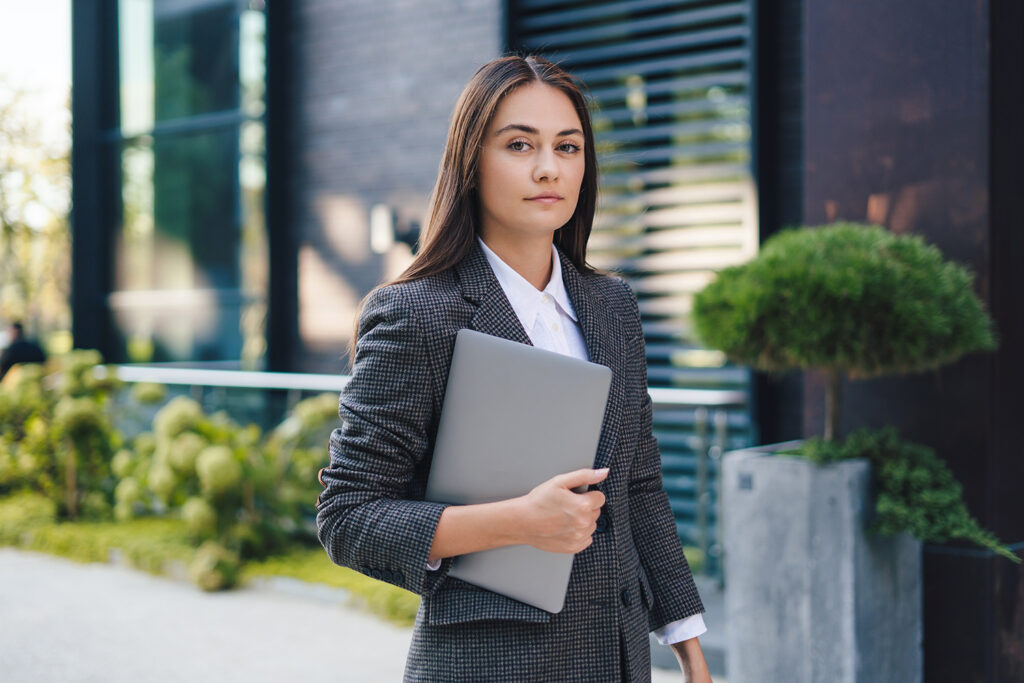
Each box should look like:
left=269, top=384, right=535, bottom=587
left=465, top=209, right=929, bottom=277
left=317, top=239, right=704, bottom=682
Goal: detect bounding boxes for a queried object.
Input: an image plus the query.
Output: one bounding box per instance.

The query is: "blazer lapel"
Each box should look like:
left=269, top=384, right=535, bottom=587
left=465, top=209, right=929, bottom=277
left=556, top=247, right=627, bottom=471
left=455, top=240, right=534, bottom=347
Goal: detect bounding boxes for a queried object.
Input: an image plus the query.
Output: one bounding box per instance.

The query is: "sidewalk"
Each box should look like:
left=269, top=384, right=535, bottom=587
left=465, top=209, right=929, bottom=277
left=0, top=548, right=721, bottom=682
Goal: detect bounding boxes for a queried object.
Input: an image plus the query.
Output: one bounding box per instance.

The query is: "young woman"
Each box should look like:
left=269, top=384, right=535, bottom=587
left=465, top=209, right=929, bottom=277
left=316, top=55, right=712, bottom=682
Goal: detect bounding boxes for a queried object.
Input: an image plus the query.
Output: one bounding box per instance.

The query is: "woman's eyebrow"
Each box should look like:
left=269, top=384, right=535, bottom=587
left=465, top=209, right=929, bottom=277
left=493, top=123, right=583, bottom=137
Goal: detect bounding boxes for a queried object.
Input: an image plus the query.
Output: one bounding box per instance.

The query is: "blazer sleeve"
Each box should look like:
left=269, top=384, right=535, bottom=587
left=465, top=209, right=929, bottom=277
left=316, top=284, right=455, bottom=597
left=617, top=278, right=706, bottom=631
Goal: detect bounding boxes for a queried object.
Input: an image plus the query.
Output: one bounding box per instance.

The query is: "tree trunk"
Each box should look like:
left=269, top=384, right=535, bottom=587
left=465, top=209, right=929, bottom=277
left=64, top=437, right=78, bottom=520
left=824, top=368, right=843, bottom=441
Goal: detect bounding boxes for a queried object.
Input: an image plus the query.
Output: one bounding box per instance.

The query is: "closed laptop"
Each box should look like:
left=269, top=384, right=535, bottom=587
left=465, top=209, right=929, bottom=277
left=424, top=328, right=612, bottom=613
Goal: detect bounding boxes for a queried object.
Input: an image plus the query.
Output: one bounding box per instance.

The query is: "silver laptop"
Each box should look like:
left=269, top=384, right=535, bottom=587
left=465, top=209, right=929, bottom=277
left=424, top=328, right=612, bottom=613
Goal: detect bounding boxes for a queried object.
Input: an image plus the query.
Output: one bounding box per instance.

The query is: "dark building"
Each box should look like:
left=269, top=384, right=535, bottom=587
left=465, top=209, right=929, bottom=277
left=70, top=1, right=1022, bottom=680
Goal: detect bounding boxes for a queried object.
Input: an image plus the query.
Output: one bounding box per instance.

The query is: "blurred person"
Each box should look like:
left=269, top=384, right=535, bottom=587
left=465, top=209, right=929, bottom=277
left=316, top=55, right=711, bottom=682
left=0, top=321, right=47, bottom=381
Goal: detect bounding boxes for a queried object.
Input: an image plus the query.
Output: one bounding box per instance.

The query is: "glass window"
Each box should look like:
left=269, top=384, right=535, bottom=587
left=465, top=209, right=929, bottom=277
left=108, top=0, right=266, bottom=367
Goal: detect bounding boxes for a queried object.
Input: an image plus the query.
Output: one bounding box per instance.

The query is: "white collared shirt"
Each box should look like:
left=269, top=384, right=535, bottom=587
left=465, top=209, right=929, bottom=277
left=476, top=236, right=590, bottom=360
left=426, top=236, right=707, bottom=646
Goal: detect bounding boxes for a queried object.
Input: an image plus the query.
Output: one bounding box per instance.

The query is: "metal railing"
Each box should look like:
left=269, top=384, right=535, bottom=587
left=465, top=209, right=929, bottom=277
left=102, top=365, right=747, bottom=577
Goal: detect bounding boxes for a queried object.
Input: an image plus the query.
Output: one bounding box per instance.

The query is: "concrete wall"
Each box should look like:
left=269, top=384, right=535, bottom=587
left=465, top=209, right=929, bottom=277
left=289, top=0, right=503, bottom=373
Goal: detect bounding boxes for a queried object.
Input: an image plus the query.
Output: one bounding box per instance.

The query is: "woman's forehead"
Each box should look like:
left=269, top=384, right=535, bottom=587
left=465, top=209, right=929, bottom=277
left=489, top=82, right=582, bottom=135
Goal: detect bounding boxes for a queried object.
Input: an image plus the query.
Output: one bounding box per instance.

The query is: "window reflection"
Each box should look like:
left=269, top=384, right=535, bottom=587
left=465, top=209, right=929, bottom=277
left=110, top=0, right=266, bottom=367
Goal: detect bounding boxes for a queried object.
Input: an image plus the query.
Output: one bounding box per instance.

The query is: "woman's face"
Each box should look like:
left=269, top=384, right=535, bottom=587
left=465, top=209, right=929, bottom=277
left=477, top=81, right=586, bottom=244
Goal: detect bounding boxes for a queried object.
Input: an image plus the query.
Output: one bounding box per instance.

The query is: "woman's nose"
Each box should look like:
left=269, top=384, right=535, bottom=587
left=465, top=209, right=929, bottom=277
left=533, top=148, right=559, bottom=183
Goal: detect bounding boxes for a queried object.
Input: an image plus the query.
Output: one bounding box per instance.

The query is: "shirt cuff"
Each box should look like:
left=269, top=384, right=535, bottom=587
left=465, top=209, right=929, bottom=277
left=425, top=558, right=442, bottom=571
left=652, top=612, right=707, bottom=645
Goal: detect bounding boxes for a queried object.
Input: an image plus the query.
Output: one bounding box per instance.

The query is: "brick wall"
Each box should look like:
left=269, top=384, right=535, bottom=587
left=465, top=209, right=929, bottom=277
left=289, top=0, right=502, bottom=373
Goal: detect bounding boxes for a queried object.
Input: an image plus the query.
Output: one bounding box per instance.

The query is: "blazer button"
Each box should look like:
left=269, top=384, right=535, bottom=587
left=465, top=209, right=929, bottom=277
left=371, top=569, right=382, bottom=580
left=381, top=570, right=393, bottom=582
left=595, top=512, right=608, bottom=532
left=620, top=588, right=631, bottom=607
left=393, top=571, right=404, bottom=584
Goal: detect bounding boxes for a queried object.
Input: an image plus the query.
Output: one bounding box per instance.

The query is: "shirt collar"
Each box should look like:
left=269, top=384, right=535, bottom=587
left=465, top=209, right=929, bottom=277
left=476, top=236, right=579, bottom=326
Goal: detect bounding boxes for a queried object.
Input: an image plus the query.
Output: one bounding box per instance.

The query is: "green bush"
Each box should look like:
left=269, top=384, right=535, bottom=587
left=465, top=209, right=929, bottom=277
left=188, top=540, right=241, bottom=591
left=111, top=392, right=338, bottom=565
left=0, top=491, right=57, bottom=544
left=1, top=354, right=347, bottom=588
left=693, top=223, right=996, bottom=439
left=0, top=351, right=121, bottom=520
left=692, top=223, right=1017, bottom=562
left=787, top=428, right=1018, bottom=562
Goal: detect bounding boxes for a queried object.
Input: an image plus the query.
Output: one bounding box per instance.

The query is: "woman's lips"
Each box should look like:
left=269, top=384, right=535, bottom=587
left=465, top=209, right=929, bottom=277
left=526, top=196, right=562, bottom=205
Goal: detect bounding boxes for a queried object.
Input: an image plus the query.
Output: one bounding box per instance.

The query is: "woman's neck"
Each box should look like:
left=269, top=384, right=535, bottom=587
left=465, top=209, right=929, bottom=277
left=479, top=230, right=554, bottom=291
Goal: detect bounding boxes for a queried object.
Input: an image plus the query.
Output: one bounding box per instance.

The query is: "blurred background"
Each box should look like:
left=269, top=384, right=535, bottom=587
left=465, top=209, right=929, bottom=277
left=1, top=1, right=1022, bottom=681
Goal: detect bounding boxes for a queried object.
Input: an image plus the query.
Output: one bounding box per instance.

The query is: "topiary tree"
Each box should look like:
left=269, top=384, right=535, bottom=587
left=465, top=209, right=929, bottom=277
left=693, top=222, right=1017, bottom=562
left=692, top=222, right=996, bottom=440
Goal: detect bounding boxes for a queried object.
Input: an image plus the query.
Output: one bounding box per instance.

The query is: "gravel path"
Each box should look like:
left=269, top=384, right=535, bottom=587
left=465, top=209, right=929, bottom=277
left=0, top=548, right=692, bottom=682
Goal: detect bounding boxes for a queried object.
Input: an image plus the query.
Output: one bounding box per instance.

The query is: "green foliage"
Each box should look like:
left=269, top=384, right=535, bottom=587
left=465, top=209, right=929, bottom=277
left=131, top=382, right=166, bottom=405
left=692, top=223, right=996, bottom=378
left=0, top=351, right=120, bottom=520
left=181, top=496, right=217, bottom=536
left=262, top=393, right=338, bottom=542
left=0, top=495, right=195, bottom=573
left=196, top=445, right=243, bottom=498
left=0, top=81, right=71, bottom=338
left=1, top=362, right=346, bottom=592
left=188, top=541, right=241, bottom=591
left=153, top=396, right=202, bottom=440
left=114, top=392, right=336, bottom=565
left=787, top=428, right=1020, bottom=563
left=0, top=491, right=56, bottom=544
left=693, top=223, right=1014, bottom=562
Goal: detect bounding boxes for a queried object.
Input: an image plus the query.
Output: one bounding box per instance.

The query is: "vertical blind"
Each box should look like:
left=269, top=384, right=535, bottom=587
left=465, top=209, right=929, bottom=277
left=508, top=0, right=757, bottom=563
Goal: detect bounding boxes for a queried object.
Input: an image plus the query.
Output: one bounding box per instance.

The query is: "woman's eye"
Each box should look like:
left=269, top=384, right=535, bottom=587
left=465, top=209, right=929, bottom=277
left=506, top=140, right=581, bottom=153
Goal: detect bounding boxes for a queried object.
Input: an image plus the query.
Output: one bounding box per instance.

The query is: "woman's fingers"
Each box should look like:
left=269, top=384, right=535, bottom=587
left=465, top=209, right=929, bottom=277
left=520, top=467, right=611, bottom=553
left=550, top=466, right=609, bottom=491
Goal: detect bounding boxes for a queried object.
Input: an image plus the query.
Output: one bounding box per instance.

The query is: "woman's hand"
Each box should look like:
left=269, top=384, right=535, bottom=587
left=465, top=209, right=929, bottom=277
left=515, top=467, right=609, bottom=553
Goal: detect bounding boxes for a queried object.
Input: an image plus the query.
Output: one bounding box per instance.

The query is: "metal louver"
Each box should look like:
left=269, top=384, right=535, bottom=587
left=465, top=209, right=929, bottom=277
left=509, top=0, right=757, bottom=564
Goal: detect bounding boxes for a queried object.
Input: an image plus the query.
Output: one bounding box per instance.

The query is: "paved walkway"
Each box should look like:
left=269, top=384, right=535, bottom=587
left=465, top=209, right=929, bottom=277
left=0, top=549, right=705, bottom=682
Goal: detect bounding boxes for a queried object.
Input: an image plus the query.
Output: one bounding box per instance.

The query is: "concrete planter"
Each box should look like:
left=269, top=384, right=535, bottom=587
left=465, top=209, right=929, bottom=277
left=722, top=442, right=922, bottom=683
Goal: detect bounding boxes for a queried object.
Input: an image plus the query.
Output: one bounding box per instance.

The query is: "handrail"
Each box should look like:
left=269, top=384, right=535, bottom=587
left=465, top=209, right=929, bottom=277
left=96, top=365, right=351, bottom=392
left=98, top=363, right=742, bottom=580
left=98, top=365, right=748, bottom=408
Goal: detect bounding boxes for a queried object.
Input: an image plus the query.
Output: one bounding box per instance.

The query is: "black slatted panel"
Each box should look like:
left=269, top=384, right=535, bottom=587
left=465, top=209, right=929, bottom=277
left=509, top=0, right=757, bottom=560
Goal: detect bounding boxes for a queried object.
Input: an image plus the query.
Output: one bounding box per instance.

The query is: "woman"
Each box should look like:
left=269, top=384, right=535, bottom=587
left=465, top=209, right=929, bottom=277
left=316, top=55, right=712, bottom=682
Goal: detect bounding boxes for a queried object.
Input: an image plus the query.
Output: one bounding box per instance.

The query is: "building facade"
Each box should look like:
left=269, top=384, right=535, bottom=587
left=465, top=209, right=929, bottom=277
left=70, top=1, right=1022, bottom=680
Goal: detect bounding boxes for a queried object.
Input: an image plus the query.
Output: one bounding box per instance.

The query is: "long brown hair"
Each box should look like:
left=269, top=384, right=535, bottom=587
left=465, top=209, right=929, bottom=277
left=348, top=55, right=600, bottom=363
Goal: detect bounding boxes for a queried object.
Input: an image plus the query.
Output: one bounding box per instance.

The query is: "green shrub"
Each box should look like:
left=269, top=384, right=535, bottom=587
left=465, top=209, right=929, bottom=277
left=188, top=541, right=241, bottom=591
left=1, top=358, right=347, bottom=588
left=693, top=223, right=1016, bottom=562
left=0, top=351, right=120, bottom=520
left=0, top=491, right=57, bottom=544
left=196, top=445, right=242, bottom=498
left=788, top=428, right=1018, bottom=562
left=153, top=396, right=202, bottom=441
left=130, top=382, right=166, bottom=405
left=693, top=223, right=996, bottom=439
